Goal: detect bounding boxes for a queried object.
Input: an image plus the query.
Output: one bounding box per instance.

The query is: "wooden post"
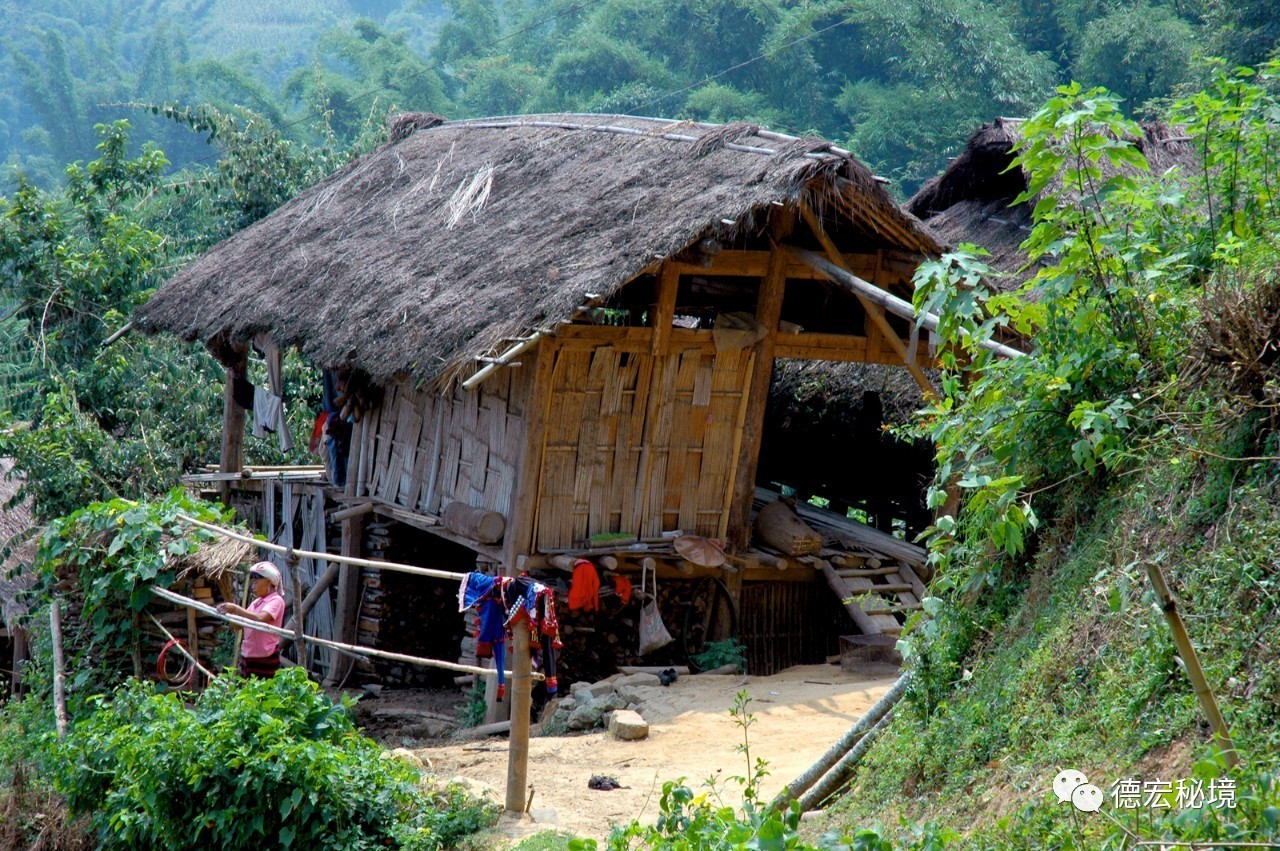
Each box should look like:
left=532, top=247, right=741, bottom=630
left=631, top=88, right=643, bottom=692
left=324, top=514, right=364, bottom=687
left=1146, top=563, right=1239, bottom=767
left=186, top=590, right=201, bottom=687
left=483, top=657, right=512, bottom=725
left=726, top=225, right=790, bottom=549
left=290, top=567, right=308, bottom=674
left=50, top=600, right=68, bottom=737
left=219, top=344, right=249, bottom=504
left=505, top=618, right=533, bottom=814
left=651, top=262, right=680, bottom=356
left=10, top=627, right=26, bottom=697
left=280, top=561, right=341, bottom=648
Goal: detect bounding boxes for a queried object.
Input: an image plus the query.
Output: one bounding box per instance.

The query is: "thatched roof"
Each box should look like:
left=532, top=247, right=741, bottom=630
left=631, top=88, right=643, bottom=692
left=0, top=458, right=36, bottom=631
left=908, top=117, right=1196, bottom=287
left=135, top=114, right=940, bottom=386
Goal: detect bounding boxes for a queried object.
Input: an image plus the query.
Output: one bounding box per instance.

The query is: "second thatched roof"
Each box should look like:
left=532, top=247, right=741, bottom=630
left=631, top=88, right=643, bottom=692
left=135, top=113, right=940, bottom=387
left=908, top=117, right=1196, bottom=287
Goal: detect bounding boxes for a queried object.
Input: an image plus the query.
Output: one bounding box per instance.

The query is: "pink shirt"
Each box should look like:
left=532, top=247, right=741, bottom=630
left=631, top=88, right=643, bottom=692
left=241, top=590, right=285, bottom=659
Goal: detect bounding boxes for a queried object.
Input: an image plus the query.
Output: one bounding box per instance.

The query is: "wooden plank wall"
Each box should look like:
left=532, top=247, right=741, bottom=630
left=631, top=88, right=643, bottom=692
left=534, top=336, right=754, bottom=550
left=352, top=364, right=533, bottom=520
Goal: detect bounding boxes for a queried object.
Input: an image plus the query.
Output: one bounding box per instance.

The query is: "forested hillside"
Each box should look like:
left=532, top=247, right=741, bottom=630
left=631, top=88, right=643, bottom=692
left=3, top=1, right=1280, bottom=849
left=2, top=0, right=1277, bottom=193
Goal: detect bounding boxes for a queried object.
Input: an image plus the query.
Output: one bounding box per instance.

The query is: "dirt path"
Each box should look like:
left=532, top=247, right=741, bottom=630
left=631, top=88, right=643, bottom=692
left=415, top=664, right=898, bottom=845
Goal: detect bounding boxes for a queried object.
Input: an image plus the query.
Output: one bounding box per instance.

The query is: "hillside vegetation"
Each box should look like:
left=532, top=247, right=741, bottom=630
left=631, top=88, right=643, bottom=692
left=823, top=66, right=1280, bottom=848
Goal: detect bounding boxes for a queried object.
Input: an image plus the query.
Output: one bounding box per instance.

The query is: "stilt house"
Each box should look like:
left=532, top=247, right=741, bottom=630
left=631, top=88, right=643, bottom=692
left=135, top=114, right=943, bottom=680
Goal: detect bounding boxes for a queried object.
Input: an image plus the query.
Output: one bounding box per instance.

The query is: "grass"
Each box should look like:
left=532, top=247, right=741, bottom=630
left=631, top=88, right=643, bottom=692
left=826, top=451, right=1280, bottom=847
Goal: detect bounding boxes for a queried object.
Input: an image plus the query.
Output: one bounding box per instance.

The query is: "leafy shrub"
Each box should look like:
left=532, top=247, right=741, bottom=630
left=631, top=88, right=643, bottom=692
left=34, top=490, right=231, bottom=701
left=53, top=669, right=496, bottom=850
left=691, top=638, right=747, bottom=674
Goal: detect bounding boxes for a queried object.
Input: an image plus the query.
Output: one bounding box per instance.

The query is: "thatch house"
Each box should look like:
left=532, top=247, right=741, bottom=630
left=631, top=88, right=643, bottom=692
left=907, top=117, right=1196, bottom=284
left=136, top=114, right=942, bottom=679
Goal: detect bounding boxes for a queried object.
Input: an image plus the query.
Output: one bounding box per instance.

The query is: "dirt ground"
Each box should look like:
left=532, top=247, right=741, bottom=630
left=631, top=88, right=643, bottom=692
left=409, top=663, right=898, bottom=845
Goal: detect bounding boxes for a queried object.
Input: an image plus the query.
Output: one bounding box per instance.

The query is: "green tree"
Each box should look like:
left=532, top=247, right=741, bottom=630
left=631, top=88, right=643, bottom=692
left=1073, top=2, right=1201, bottom=108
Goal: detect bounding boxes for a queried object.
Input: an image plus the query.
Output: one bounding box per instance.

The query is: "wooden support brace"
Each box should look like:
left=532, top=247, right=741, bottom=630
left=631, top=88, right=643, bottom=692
left=799, top=205, right=937, bottom=398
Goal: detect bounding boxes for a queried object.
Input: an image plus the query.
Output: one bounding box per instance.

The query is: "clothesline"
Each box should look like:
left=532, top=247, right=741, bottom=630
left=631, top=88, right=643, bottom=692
left=175, top=512, right=471, bottom=582
left=148, top=585, right=539, bottom=680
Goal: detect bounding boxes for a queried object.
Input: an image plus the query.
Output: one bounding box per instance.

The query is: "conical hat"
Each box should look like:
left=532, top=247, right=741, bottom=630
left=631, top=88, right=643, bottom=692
left=674, top=535, right=726, bottom=567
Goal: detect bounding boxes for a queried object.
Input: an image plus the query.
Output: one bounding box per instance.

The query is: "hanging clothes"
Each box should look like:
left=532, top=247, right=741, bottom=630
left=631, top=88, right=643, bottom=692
left=459, top=573, right=511, bottom=700
left=613, top=575, right=633, bottom=605
left=252, top=332, right=294, bottom=451
left=567, top=559, right=600, bottom=612
left=459, top=572, right=563, bottom=700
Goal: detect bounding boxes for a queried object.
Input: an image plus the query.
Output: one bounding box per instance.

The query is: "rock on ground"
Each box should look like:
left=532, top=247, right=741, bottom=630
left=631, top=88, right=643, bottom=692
left=608, top=710, right=650, bottom=740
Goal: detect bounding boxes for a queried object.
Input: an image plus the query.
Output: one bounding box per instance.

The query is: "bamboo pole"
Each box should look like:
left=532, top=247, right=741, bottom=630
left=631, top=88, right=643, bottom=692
left=148, top=585, right=537, bottom=680
left=50, top=599, right=69, bottom=737
left=173, top=512, right=467, bottom=582
left=464, top=334, right=545, bottom=391
left=1146, top=563, right=1239, bottom=768
left=797, top=708, right=896, bottom=811
left=148, top=613, right=216, bottom=681
left=771, top=673, right=912, bottom=811
left=505, top=619, right=533, bottom=813
left=795, top=250, right=1027, bottom=360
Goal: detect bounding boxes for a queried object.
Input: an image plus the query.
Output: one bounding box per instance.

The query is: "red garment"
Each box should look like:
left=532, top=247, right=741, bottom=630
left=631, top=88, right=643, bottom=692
left=308, top=412, right=329, bottom=454
left=614, top=575, right=633, bottom=605
left=567, top=559, right=600, bottom=612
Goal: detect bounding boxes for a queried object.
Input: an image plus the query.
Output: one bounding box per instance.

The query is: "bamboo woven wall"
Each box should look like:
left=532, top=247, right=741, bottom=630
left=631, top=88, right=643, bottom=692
left=353, top=364, right=533, bottom=520
left=534, top=335, right=754, bottom=550
left=738, top=580, right=846, bottom=676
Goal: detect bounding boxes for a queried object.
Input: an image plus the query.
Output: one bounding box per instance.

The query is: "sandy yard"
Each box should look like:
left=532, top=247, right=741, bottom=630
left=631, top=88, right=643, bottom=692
left=412, top=663, right=897, bottom=845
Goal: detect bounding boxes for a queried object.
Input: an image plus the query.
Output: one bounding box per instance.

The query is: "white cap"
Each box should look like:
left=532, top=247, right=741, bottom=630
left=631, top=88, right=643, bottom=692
left=249, top=561, right=281, bottom=588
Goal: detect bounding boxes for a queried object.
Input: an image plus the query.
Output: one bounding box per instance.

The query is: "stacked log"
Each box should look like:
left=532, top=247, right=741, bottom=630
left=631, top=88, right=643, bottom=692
left=754, top=500, right=823, bottom=556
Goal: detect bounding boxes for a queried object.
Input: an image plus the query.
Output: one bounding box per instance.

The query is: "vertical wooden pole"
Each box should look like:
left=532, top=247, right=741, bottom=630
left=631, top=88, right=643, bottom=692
left=650, top=262, right=680, bottom=356
left=324, top=513, right=365, bottom=687
left=505, top=618, right=533, bottom=814
left=10, top=627, right=26, bottom=697
left=631, top=263, right=681, bottom=535
left=50, top=600, right=68, bottom=737
left=504, top=341, right=559, bottom=569
left=185, top=595, right=201, bottom=688
left=1146, top=563, right=1239, bottom=767
left=726, top=219, right=791, bottom=549
left=219, top=344, right=249, bottom=504
left=291, top=567, right=308, bottom=674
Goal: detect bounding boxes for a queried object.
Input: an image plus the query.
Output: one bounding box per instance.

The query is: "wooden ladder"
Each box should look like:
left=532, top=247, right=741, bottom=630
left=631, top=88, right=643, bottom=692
left=817, top=558, right=928, bottom=636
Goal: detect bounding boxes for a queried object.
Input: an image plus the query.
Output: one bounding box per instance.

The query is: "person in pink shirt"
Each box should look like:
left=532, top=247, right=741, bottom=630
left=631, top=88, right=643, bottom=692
left=218, top=562, right=287, bottom=678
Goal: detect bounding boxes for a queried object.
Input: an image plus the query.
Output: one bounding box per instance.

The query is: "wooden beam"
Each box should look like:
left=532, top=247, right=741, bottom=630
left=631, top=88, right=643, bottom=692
left=800, top=205, right=938, bottom=398
left=651, top=262, right=680, bottom=355
left=727, top=224, right=791, bottom=549
left=669, top=249, right=917, bottom=281
left=773, top=333, right=935, bottom=367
